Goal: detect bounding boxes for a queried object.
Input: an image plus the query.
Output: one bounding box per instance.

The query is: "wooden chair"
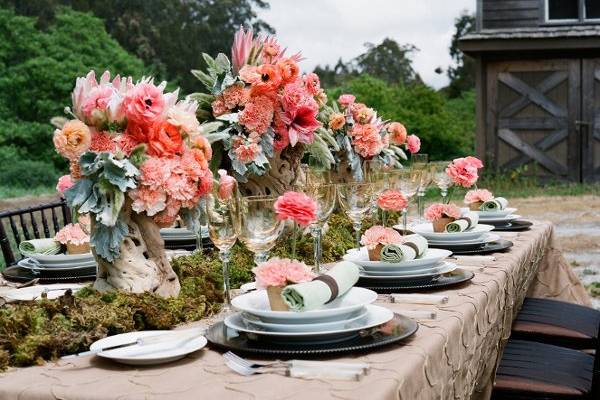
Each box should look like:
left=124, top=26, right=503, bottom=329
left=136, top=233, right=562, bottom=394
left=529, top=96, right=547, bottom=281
left=0, top=198, right=71, bottom=267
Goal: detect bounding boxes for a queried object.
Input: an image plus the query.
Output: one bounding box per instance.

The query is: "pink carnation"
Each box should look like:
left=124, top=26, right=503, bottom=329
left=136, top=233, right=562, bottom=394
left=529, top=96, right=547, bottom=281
left=129, top=186, right=168, bottom=216
left=54, top=223, right=90, bottom=246
left=377, top=189, right=408, bottom=212
left=89, top=131, right=117, bottom=153
left=424, top=203, right=461, bottom=222
left=360, top=226, right=404, bottom=250
left=351, top=103, right=374, bottom=124
left=252, top=258, right=315, bottom=289
left=406, top=134, right=421, bottom=154
left=350, top=123, right=384, bottom=158
left=222, top=85, right=249, bottom=109
left=153, top=198, right=181, bottom=227
left=303, top=73, right=321, bottom=96
left=239, top=95, right=275, bottom=134
left=388, top=122, right=407, bottom=145
left=235, top=142, right=261, bottom=164
left=218, top=169, right=236, bottom=200
left=446, top=156, right=484, bottom=188
left=338, top=94, right=356, bottom=108
left=464, top=189, right=493, bottom=204
left=56, top=175, right=74, bottom=195
left=274, top=191, right=317, bottom=226
left=122, top=82, right=165, bottom=125
left=140, top=157, right=170, bottom=190
left=211, top=97, right=228, bottom=116
left=114, top=133, right=140, bottom=156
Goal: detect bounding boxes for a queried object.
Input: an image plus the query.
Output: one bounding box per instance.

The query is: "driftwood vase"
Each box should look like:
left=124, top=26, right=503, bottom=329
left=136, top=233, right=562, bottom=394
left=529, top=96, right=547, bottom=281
left=92, top=201, right=181, bottom=298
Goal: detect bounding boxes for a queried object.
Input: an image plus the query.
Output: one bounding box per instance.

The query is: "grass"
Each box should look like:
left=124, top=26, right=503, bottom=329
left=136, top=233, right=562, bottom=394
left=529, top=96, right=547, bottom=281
left=0, top=185, right=56, bottom=200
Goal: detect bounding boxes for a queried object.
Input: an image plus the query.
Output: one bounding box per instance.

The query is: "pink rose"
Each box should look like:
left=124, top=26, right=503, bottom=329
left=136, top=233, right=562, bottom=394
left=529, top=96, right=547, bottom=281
left=406, top=134, right=420, bottom=154
left=424, top=203, right=461, bottom=222
left=253, top=258, right=315, bottom=288
left=53, top=119, right=91, bottom=161
left=464, top=189, right=493, bottom=204
left=446, top=156, right=483, bottom=187
left=217, top=169, right=236, bottom=200
left=56, top=175, right=74, bottom=195
left=377, top=189, right=408, bottom=212
left=122, top=82, right=165, bottom=125
left=274, top=191, right=317, bottom=226
left=360, top=226, right=404, bottom=250
left=388, top=122, right=407, bottom=145
left=338, top=94, right=356, bottom=108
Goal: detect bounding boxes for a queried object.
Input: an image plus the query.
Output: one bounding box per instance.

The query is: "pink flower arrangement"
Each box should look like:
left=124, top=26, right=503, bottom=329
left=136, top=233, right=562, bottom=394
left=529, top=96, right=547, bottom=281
left=464, top=189, right=493, bottom=204
left=274, top=191, right=317, bottom=226
left=350, top=123, right=384, bottom=158
left=54, top=223, right=90, bottom=245
left=388, top=122, right=407, bottom=145
left=56, top=175, right=74, bottom=195
left=252, top=258, right=315, bottom=289
left=406, top=134, right=421, bottom=154
left=424, top=203, right=461, bottom=222
left=217, top=169, right=236, bottom=200
left=446, top=156, right=484, bottom=188
left=360, top=226, right=404, bottom=250
left=377, top=189, right=408, bottom=212
left=338, top=94, right=356, bottom=108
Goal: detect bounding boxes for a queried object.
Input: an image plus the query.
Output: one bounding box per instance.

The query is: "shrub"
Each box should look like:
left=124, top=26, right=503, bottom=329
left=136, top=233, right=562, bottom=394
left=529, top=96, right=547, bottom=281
left=0, top=146, right=60, bottom=188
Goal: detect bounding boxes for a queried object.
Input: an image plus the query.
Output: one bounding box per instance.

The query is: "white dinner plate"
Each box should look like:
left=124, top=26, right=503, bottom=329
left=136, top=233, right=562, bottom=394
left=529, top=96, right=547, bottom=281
left=427, top=233, right=500, bottom=246
left=359, top=261, right=457, bottom=279
left=2, top=284, right=85, bottom=301
left=19, top=258, right=97, bottom=270
left=343, top=247, right=452, bottom=270
left=241, top=307, right=369, bottom=333
left=90, top=330, right=207, bottom=366
left=28, top=252, right=95, bottom=264
left=477, top=214, right=521, bottom=223
left=408, top=223, right=495, bottom=241
left=473, top=207, right=517, bottom=218
left=225, top=305, right=393, bottom=337
left=231, top=287, right=378, bottom=324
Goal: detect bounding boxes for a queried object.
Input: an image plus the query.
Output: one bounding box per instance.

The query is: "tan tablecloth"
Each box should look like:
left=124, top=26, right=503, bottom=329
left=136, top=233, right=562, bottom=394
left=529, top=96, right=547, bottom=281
left=0, top=221, right=591, bottom=400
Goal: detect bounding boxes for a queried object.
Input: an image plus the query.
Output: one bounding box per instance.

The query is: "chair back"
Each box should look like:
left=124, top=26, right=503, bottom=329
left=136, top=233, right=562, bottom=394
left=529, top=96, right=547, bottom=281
left=0, top=198, right=71, bottom=267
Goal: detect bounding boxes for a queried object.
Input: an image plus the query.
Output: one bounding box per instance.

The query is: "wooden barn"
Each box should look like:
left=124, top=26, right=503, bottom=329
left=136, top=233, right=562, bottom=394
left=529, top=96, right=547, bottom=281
left=459, top=0, right=600, bottom=182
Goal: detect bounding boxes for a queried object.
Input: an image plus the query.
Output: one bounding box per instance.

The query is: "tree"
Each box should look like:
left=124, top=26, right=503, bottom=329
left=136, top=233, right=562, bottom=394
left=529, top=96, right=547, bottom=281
left=445, top=11, right=476, bottom=98
left=0, top=0, right=274, bottom=93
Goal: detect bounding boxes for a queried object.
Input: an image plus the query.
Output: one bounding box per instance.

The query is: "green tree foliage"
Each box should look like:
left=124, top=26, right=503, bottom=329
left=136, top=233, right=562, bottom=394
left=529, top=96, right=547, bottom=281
left=328, top=75, right=475, bottom=160
left=0, top=8, right=146, bottom=189
left=1, top=0, right=273, bottom=93
left=445, top=11, right=476, bottom=98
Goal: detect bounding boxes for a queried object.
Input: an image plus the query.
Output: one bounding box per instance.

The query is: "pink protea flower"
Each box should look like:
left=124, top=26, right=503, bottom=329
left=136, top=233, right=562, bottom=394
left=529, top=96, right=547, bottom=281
left=350, top=123, right=384, bottom=158
left=377, top=189, right=408, bottom=212
left=252, top=257, right=315, bottom=289
left=446, top=156, right=484, bottom=188
left=122, top=81, right=165, bottom=125
left=464, top=189, right=493, bottom=204
left=231, top=26, right=258, bottom=75
left=239, top=95, right=275, bottom=134
left=53, top=119, right=92, bottom=161
left=129, top=186, right=168, bottom=216
left=54, top=223, right=90, bottom=245
left=89, top=131, right=117, bottom=153
left=338, top=94, right=356, bottom=108
left=424, top=203, right=461, bottom=222
left=56, top=175, right=74, bottom=195
left=406, top=134, right=421, bottom=154
left=218, top=169, right=236, bottom=200
left=360, top=226, right=404, bottom=250
left=274, top=191, right=317, bottom=226
left=82, top=85, right=114, bottom=125
left=388, top=122, right=407, bottom=145
left=235, top=142, right=261, bottom=164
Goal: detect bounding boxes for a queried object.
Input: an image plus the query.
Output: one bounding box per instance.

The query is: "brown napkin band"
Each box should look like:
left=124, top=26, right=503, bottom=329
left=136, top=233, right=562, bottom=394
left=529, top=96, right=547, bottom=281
left=312, top=275, right=339, bottom=303
left=404, top=241, right=419, bottom=255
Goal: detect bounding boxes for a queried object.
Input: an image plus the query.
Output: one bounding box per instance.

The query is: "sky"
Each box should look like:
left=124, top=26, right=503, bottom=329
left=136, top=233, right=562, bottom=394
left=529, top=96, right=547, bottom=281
left=256, top=0, right=475, bottom=89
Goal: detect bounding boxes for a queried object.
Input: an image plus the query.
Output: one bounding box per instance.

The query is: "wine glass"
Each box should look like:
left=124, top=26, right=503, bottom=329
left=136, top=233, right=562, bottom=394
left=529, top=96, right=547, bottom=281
left=337, top=182, right=373, bottom=248
left=388, top=168, right=423, bottom=234
left=363, top=159, right=390, bottom=224
left=411, top=154, right=430, bottom=223
left=305, top=155, right=332, bottom=187
left=238, top=195, right=285, bottom=265
left=306, top=183, right=336, bottom=273
left=431, top=161, right=453, bottom=203
left=204, top=180, right=241, bottom=312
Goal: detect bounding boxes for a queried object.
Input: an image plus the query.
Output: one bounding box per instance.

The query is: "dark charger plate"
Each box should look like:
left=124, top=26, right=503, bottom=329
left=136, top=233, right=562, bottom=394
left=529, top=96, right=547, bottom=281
left=491, top=220, right=533, bottom=232
left=2, top=265, right=96, bottom=283
left=206, top=313, right=418, bottom=356
left=357, top=268, right=474, bottom=293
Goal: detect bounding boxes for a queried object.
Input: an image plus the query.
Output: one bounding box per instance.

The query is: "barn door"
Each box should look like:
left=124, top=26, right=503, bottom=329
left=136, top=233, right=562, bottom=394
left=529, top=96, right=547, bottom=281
left=582, top=59, right=600, bottom=182
left=487, top=60, right=581, bottom=181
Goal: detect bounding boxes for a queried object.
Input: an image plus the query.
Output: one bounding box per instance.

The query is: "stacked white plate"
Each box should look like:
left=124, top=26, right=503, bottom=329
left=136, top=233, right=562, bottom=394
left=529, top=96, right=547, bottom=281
left=462, top=207, right=521, bottom=224
left=226, top=287, right=391, bottom=344
left=160, top=227, right=208, bottom=241
left=406, top=223, right=499, bottom=247
left=343, top=247, right=456, bottom=280
left=20, top=252, right=96, bottom=271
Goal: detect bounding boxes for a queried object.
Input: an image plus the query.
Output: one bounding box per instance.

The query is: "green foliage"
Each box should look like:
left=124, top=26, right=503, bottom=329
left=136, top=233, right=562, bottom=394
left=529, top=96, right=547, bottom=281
left=445, top=11, right=476, bottom=98
left=0, top=146, right=60, bottom=188
left=327, top=75, right=475, bottom=160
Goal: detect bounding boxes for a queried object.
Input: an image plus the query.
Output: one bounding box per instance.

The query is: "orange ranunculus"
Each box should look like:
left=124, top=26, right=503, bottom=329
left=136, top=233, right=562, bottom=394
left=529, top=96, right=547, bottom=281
left=328, top=113, right=346, bottom=130
left=147, top=121, right=183, bottom=157
left=277, top=58, right=300, bottom=84
left=192, top=134, right=212, bottom=163
left=126, top=121, right=151, bottom=143
left=240, top=63, right=282, bottom=94
left=53, top=119, right=91, bottom=160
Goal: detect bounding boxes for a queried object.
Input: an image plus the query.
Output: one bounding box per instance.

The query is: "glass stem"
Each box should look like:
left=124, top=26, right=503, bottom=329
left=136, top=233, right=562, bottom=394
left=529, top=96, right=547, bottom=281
left=371, top=202, right=378, bottom=225
left=254, top=251, right=269, bottom=266
left=291, top=221, right=297, bottom=259
left=417, top=192, right=425, bottom=222
left=402, top=208, right=408, bottom=235
left=311, top=225, right=322, bottom=273
left=196, top=231, right=203, bottom=254
left=442, top=188, right=448, bottom=204
left=219, top=250, right=231, bottom=310
left=382, top=210, right=388, bottom=227
left=353, top=222, right=362, bottom=248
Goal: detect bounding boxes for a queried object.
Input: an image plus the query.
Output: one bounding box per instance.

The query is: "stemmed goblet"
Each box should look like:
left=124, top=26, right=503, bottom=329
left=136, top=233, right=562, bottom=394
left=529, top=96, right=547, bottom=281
left=238, top=195, right=285, bottom=266
left=411, top=154, right=431, bottom=223
left=388, top=168, right=423, bottom=234
left=204, top=179, right=241, bottom=312
left=305, top=183, right=336, bottom=273
left=363, top=159, right=389, bottom=224
left=337, top=182, right=374, bottom=248
left=431, top=161, right=453, bottom=203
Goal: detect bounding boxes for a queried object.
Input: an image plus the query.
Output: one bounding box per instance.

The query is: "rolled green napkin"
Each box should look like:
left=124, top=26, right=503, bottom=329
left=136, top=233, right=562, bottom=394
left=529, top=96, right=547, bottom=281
left=403, top=234, right=428, bottom=257
left=445, top=211, right=479, bottom=233
left=19, top=238, right=61, bottom=256
left=281, top=261, right=360, bottom=312
left=380, top=244, right=407, bottom=263
left=481, top=197, right=508, bottom=211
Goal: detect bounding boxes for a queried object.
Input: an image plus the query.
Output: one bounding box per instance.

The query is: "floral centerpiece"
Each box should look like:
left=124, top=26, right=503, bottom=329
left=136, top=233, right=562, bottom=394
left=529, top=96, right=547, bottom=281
left=252, top=258, right=315, bottom=311
left=312, top=94, right=421, bottom=181
left=190, top=27, right=325, bottom=194
left=54, top=70, right=213, bottom=297
left=360, top=225, right=404, bottom=261
left=425, top=204, right=462, bottom=232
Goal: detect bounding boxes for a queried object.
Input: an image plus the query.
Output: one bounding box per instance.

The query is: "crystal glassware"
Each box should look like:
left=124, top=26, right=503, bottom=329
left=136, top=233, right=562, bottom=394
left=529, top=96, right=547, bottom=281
left=411, top=154, right=430, bottom=223
left=204, top=180, right=241, bottom=312
left=306, top=183, right=336, bottom=273
left=238, top=195, right=285, bottom=265
left=388, top=168, right=423, bottom=234
left=431, top=161, right=453, bottom=203
left=337, top=182, right=373, bottom=248
left=363, top=159, right=390, bottom=224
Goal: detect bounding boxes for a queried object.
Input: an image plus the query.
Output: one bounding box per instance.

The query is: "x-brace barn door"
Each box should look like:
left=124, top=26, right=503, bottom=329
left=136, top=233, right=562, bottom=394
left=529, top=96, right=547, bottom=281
left=582, top=59, right=600, bottom=182
left=487, top=59, right=580, bottom=181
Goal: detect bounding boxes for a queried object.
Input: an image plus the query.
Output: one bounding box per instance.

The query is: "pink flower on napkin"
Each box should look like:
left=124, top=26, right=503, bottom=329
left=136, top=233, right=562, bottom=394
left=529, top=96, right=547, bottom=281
left=217, top=169, right=236, bottom=200
left=446, top=156, right=483, bottom=188
left=253, top=258, right=315, bottom=288
left=464, top=189, right=493, bottom=204
left=424, top=203, right=461, bottom=222
left=360, top=226, right=404, bottom=250
left=274, top=191, right=317, bottom=226
left=377, top=189, right=408, bottom=212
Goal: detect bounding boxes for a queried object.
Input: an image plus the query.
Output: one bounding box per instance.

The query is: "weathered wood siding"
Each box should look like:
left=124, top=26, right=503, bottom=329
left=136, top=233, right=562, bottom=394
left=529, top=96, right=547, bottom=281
left=481, top=0, right=541, bottom=29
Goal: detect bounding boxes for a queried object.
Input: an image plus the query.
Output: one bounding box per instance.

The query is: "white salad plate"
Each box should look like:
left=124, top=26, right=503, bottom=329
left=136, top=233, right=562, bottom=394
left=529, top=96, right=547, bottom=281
left=241, top=307, right=369, bottom=333
left=473, top=207, right=517, bottom=218
left=90, top=330, right=207, bottom=366
left=2, top=284, right=85, bottom=301
left=343, top=247, right=452, bottom=270
left=477, top=214, right=521, bottom=223
left=19, top=258, right=97, bottom=270
left=27, top=252, right=94, bottom=264
left=359, top=261, right=457, bottom=279
left=408, top=223, right=495, bottom=241
left=225, top=304, right=393, bottom=337
left=427, top=233, right=501, bottom=246
left=231, top=287, right=378, bottom=324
